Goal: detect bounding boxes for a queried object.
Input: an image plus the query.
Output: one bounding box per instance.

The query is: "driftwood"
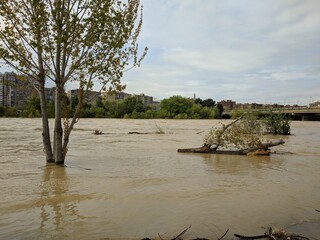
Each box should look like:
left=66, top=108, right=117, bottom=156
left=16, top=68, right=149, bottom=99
left=93, top=129, right=103, bottom=135
left=128, top=131, right=165, bottom=135
left=128, top=131, right=151, bottom=134
left=178, top=139, right=284, bottom=155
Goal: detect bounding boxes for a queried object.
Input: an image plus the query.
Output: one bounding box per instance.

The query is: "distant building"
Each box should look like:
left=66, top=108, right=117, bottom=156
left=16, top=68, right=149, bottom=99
left=235, top=103, right=264, bottom=110
left=151, top=101, right=161, bottom=110
left=0, top=72, right=33, bottom=107
left=67, top=89, right=100, bottom=105
left=264, top=103, right=285, bottom=109
left=218, top=100, right=236, bottom=110
left=136, top=93, right=153, bottom=105
left=310, top=101, right=320, bottom=108
left=102, top=91, right=132, bottom=102
left=102, top=91, right=154, bottom=106
left=45, top=87, right=55, bottom=102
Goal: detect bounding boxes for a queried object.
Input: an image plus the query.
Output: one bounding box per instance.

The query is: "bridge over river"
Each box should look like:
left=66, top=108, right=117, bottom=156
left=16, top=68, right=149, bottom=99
left=278, top=107, right=320, bottom=120
left=224, top=107, right=320, bottom=121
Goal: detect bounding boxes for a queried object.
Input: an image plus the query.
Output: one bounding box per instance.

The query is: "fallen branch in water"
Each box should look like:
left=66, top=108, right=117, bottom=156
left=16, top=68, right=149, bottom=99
left=128, top=131, right=165, bottom=135
left=93, top=129, right=103, bottom=135
left=315, top=209, right=320, bottom=213
left=128, top=131, right=151, bottom=134
left=178, top=117, right=285, bottom=156
left=171, top=225, right=192, bottom=240
left=196, top=130, right=205, bottom=134
left=178, top=139, right=284, bottom=155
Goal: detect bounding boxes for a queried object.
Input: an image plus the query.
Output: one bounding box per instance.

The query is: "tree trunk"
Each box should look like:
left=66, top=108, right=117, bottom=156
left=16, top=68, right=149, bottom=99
left=177, top=139, right=285, bottom=155
left=39, top=86, right=54, bottom=163
left=54, top=86, right=64, bottom=165
left=62, top=101, right=81, bottom=160
left=242, top=139, right=285, bottom=154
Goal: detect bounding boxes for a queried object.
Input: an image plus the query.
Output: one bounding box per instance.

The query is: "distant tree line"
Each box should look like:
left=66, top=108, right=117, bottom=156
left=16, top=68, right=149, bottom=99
left=0, top=94, right=224, bottom=119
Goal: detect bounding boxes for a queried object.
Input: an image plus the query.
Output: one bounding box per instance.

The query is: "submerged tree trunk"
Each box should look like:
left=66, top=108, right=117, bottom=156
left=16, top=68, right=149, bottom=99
left=62, top=96, right=82, bottom=160
left=39, top=86, right=54, bottom=163
left=54, top=86, right=64, bottom=165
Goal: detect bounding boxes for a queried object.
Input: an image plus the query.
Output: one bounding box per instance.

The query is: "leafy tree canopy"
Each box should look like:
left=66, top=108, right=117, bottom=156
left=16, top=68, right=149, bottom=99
left=0, top=0, right=147, bottom=164
left=160, top=95, right=193, bottom=118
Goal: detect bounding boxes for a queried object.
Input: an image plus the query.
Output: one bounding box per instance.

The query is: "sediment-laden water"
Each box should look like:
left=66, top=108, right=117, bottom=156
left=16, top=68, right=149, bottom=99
left=0, top=118, right=319, bottom=239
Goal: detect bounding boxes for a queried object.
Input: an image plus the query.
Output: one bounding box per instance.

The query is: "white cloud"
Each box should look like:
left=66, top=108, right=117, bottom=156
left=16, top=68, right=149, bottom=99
left=122, top=0, right=320, bottom=104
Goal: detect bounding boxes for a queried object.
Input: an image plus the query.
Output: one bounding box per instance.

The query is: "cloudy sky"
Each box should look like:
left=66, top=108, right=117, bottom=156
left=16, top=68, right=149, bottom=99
left=121, top=0, right=320, bottom=105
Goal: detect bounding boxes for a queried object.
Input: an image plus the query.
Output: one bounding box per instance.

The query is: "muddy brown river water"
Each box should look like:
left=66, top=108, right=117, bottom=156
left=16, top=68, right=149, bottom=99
left=0, top=118, right=319, bottom=239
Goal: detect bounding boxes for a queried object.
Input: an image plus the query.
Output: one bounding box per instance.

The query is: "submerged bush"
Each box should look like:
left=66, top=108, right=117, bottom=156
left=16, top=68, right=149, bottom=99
left=263, top=112, right=291, bottom=135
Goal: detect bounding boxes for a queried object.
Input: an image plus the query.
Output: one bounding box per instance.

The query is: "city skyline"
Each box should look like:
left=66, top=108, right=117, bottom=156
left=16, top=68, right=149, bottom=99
left=1, top=70, right=318, bottom=107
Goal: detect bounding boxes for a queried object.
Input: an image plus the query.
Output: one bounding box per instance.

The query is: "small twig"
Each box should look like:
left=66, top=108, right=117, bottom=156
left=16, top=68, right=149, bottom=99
left=218, top=229, right=229, bottom=240
left=315, top=209, right=320, bottom=212
left=171, top=225, right=192, bottom=240
left=196, top=130, right=205, bottom=134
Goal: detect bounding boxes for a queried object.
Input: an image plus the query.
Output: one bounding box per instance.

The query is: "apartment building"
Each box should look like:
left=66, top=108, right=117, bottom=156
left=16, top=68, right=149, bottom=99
left=67, top=89, right=101, bottom=106
left=218, top=100, right=236, bottom=110
left=0, top=72, right=33, bottom=107
left=102, top=91, right=132, bottom=101
left=137, top=93, right=153, bottom=105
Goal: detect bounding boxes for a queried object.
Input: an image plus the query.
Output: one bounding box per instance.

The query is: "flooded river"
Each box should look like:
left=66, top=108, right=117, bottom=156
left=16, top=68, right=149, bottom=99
left=0, top=118, right=319, bottom=239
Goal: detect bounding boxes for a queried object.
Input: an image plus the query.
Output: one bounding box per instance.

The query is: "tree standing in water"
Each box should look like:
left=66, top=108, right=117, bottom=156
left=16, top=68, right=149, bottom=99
left=0, top=0, right=147, bottom=164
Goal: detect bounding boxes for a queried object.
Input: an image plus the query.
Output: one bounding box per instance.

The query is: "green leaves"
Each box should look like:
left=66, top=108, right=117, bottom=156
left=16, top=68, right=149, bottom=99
left=204, top=112, right=291, bottom=150
left=262, top=112, right=291, bottom=135
left=0, top=0, right=147, bottom=92
left=203, top=119, right=263, bottom=150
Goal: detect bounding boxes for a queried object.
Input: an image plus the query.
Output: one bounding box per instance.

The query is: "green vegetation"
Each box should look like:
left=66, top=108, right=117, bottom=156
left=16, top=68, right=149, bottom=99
left=262, top=111, right=291, bottom=135
left=75, top=95, right=223, bottom=119
left=0, top=95, right=224, bottom=119
left=20, top=92, right=41, bottom=118
left=203, top=113, right=289, bottom=154
left=159, top=96, right=222, bottom=119
left=203, top=116, right=264, bottom=151
left=229, top=110, right=291, bottom=135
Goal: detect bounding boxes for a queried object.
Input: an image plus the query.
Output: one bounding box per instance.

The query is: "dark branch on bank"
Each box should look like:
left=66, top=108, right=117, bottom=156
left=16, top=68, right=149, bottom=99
left=141, top=226, right=309, bottom=240
left=171, top=225, right=192, bottom=240
left=218, top=229, right=229, bottom=240
left=234, top=227, right=310, bottom=240
left=234, top=233, right=268, bottom=239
